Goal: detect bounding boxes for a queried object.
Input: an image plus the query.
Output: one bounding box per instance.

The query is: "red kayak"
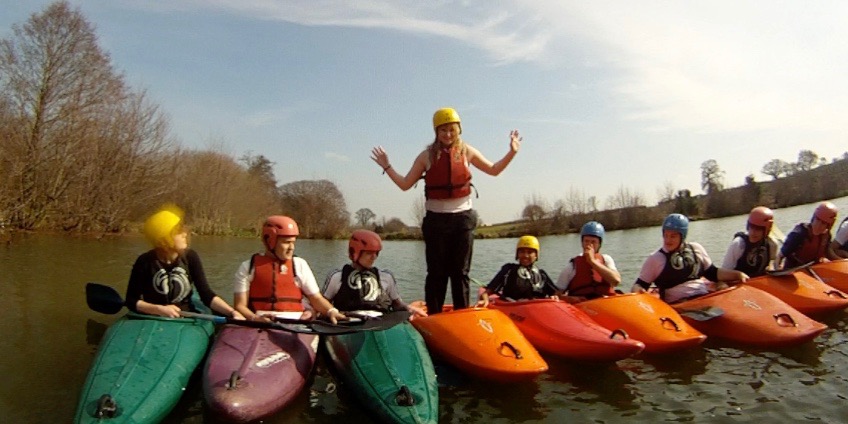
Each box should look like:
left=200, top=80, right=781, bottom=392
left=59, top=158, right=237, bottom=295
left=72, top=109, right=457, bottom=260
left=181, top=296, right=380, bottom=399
left=487, top=297, right=644, bottom=361
left=809, top=259, right=848, bottom=292
left=410, top=304, right=548, bottom=382
left=673, top=285, right=827, bottom=348
left=576, top=293, right=707, bottom=354
left=203, top=325, right=318, bottom=423
left=743, top=271, right=848, bottom=315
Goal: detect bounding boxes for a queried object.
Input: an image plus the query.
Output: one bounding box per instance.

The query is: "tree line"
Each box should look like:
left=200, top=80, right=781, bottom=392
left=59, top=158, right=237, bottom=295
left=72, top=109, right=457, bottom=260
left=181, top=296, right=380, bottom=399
left=0, top=2, right=359, bottom=238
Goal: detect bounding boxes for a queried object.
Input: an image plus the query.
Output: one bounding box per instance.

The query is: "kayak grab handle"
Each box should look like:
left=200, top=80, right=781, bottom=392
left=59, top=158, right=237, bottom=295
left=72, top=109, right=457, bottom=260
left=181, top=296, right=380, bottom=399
left=659, top=317, right=681, bottom=332
left=609, top=328, right=630, bottom=340
left=498, top=341, right=523, bottom=359
left=774, top=313, right=798, bottom=327
left=228, top=371, right=240, bottom=390
left=95, top=394, right=117, bottom=418
left=825, top=290, right=847, bottom=299
left=395, top=385, right=416, bottom=406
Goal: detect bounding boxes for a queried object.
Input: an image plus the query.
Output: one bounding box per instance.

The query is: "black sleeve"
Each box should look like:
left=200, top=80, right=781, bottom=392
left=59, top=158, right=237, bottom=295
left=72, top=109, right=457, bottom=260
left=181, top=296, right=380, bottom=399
left=185, top=249, right=218, bottom=307
left=539, top=269, right=557, bottom=295
left=634, top=278, right=651, bottom=290
left=487, top=264, right=512, bottom=293
left=702, top=264, right=719, bottom=282
left=124, top=253, right=149, bottom=313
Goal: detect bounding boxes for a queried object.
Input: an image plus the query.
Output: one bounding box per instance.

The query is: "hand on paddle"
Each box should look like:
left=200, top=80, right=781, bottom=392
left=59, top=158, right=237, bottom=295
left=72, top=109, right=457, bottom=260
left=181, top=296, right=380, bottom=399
left=405, top=304, right=428, bottom=319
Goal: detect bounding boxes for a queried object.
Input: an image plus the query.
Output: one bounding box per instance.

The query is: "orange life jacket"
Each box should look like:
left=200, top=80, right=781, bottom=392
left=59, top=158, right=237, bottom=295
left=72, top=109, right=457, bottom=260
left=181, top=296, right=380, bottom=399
left=424, top=145, right=472, bottom=200
left=567, top=254, right=616, bottom=298
left=248, top=254, right=304, bottom=312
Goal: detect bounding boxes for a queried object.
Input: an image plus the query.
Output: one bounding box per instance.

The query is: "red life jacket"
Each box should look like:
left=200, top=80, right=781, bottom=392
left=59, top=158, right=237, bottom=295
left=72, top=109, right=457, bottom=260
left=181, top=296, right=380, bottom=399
left=424, top=145, right=472, bottom=200
left=788, top=224, right=830, bottom=267
left=248, top=254, right=304, bottom=312
left=567, top=254, right=616, bottom=298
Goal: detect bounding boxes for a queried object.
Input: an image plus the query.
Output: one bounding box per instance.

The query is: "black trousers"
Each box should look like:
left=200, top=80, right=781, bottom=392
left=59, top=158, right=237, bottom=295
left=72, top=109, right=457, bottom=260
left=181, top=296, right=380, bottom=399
left=421, top=209, right=476, bottom=314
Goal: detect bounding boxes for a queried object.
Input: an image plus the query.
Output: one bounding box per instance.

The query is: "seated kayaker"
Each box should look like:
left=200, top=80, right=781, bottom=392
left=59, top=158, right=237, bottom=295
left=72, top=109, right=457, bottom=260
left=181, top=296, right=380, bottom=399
left=233, top=216, right=346, bottom=324
left=125, top=205, right=244, bottom=320
left=631, top=213, right=748, bottom=304
left=720, top=206, right=780, bottom=277
left=832, top=216, right=848, bottom=259
left=477, top=235, right=558, bottom=307
left=555, top=221, right=621, bottom=303
left=777, top=202, right=841, bottom=269
left=322, top=230, right=427, bottom=318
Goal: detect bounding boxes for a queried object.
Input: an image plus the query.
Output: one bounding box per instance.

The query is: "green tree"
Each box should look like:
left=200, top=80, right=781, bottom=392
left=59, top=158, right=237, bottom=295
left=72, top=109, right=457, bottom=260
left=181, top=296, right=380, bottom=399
left=796, top=149, right=819, bottom=172
left=761, top=159, right=789, bottom=180
left=700, top=159, right=724, bottom=194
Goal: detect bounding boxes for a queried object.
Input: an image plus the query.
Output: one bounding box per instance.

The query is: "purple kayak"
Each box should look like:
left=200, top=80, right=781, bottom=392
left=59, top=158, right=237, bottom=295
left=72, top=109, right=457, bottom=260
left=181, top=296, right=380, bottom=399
left=203, top=324, right=318, bottom=423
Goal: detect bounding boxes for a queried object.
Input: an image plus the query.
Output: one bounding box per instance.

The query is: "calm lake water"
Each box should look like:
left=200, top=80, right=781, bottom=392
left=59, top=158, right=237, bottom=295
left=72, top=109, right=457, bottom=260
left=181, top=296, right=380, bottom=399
left=3, top=197, right=848, bottom=423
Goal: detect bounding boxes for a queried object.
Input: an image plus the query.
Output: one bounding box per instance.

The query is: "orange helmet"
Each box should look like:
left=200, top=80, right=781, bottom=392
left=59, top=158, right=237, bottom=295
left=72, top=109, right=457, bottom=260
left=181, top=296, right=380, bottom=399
left=262, top=216, right=299, bottom=251
left=349, top=229, right=382, bottom=262
left=748, top=206, right=774, bottom=231
left=813, top=202, right=838, bottom=226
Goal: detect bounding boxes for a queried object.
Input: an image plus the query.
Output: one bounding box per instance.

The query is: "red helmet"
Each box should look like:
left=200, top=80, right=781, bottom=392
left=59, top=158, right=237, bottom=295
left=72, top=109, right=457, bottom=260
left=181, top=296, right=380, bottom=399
left=813, top=202, right=838, bottom=226
left=262, top=216, right=299, bottom=251
left=349, top=229, right=382, bottom=262
left=748, top=206, right=774, bottom=230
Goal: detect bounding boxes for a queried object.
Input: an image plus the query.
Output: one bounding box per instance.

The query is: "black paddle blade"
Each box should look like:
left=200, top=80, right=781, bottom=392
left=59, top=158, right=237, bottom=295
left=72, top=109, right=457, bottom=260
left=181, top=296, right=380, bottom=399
left=273, top=310, right=411, bottom=335
left=767, top=261, right=816, bottom=277
left=86, top=283, right=125, bottom=315
left=678, top=306, right=725, bottom=321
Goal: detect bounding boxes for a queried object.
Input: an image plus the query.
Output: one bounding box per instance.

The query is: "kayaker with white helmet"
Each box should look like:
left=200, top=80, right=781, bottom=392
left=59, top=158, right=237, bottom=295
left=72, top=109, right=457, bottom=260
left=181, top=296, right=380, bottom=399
left=370, top=107, right=521, bottom=314
left=778, top=201, right=841, bottom=268
left=322, top=229, right=427, bottom=318
left=125, top=205, right=244, bottom=319
left=477, top=235, right=557, bottom=307
left=232, top=216, right=346, bottom=324
left=721, top=206, right=780, bottom=277
left=556, top=221, right=621, bottom=303
left=631, top=213, right=749, bottom=303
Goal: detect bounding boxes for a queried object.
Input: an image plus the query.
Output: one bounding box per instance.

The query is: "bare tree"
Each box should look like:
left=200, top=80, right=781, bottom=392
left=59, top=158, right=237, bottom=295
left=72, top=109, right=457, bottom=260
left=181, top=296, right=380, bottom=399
left=700, top=159, right=724, bottom=194
left=521, top=193, right=548, bottom=221
left=411, top=197, right=426, bottom=227
left=796, top=149, right=819, bottom=172
left=278, top=180, right=349, bottom=238
left=354, top=208, right=376, bottom=228
left=761, top=159, right=789, bottom=180
left=605, top=185, right=645, bottom=209
left=561, top=186, right=588, bottom=215
left=656, top=181, right=676, bottom=204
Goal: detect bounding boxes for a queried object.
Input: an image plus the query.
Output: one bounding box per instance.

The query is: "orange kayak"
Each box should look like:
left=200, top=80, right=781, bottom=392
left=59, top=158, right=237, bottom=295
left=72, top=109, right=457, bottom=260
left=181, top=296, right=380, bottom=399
left=673, top=285, right=827, bottom=348
left=743, top=272, right=848, bottom=315
left=410, top=304, right=548, bottom=382
left=488, top=297, right=644, bottom=361
left=809, top=259, right=848, bottom=292
left=575, top=293, right=706, bottom=354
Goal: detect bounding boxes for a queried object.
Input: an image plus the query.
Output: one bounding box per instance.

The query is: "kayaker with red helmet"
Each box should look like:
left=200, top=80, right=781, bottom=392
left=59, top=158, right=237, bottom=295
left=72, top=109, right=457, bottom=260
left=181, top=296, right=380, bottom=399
left=477, top=235, right=557, bottom=307
left=322, top=229, right=427, bottom=318
left=233, top=216, right=346, bottom=324
left=370, top=107, right=521, bottom=314
left=125, top=205, right=243, bottom=319
left=778, top=201, right=841, bottom=269
left=631, top=213, right=749, bottom=303
left=556, top=221, right=621, bottom=303
left=720, top=206, right=780, bottom=277
left=832, top=215, right=848, bottom=259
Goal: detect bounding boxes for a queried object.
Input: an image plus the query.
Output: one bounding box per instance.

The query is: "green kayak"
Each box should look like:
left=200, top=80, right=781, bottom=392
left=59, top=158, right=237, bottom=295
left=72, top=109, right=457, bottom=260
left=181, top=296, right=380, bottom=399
left=324, top=321, right=438, bottom=424
left=74, top=312, right=215, bottom=423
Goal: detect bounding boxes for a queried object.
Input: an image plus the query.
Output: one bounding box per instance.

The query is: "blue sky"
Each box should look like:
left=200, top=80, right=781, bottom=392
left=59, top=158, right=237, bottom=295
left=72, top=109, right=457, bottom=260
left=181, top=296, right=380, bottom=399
left=3, top=1, right=848, bottom=225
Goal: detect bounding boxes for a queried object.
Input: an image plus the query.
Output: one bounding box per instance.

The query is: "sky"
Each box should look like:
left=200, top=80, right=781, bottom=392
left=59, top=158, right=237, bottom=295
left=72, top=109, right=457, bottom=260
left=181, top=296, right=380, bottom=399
left=3, top=1, right=848, bottom=226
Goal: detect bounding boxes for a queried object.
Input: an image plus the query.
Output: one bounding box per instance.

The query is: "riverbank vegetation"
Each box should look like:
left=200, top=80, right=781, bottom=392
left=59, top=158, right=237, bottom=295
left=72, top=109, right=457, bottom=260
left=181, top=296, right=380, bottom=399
left=2, top=2, right=846, bottom=241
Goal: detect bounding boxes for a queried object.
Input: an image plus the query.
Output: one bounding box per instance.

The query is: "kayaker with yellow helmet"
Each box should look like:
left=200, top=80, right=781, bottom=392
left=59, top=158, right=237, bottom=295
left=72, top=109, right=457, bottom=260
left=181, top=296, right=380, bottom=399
left=778, top=201, right=841, bottom=268
left=233, top=215, right=347, bottom=324
left=720, top=206, right=780, bottom=277
left=370, top=107, right=521, bottom=313
left=556, top=221, right=621, bottom=303
left=477, top=235, right=557, bottom=307
left=322, top=229, right=427, bottom=318
left=125, top=205, right=243, bottom=319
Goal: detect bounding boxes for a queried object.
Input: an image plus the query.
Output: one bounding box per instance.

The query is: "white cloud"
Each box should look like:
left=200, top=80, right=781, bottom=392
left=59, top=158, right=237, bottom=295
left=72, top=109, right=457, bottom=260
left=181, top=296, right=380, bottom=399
left=325, top=151, right=350, bottom=162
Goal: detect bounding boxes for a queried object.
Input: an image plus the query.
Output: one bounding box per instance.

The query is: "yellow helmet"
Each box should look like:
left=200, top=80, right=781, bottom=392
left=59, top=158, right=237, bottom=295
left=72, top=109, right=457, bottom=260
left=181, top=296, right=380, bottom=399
left=143, top=205, right=184, bottom=248
left=432, top=107, right=461, bottom=133
left=516, top=235, right=540, bottom=259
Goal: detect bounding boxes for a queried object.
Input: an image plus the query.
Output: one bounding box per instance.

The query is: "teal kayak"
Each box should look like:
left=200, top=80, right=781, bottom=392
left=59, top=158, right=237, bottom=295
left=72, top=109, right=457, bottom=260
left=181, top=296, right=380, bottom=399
left=324, top=321, right=438, bottom=424
left=74, top=312, right=215, bottom=423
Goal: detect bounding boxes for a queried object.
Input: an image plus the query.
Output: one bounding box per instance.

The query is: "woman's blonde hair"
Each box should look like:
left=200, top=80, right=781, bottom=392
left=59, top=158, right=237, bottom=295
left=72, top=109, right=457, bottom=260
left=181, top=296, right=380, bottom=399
left=428, top=123, right=466, bottom=164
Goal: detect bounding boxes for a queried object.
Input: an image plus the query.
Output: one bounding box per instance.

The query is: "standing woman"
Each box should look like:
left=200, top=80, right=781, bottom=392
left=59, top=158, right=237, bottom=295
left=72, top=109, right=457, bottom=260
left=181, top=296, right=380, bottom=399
left=125, top=205, right=243, bottom=319
left=370, top=107, right=521, bottom=313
